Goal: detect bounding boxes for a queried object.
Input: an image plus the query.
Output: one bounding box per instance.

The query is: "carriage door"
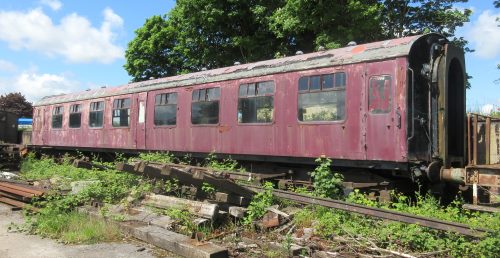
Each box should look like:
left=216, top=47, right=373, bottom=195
left=136, top=92, right=147, bottom=149
left=365, top=61, right=397, bottom=161
left=41, top=107, right=49, bottom=145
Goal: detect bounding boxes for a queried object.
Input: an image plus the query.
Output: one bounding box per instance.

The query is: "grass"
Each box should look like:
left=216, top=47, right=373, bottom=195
left=32, top=211, right=121, bottom=244
left=19, top=154, right=146, bottom=244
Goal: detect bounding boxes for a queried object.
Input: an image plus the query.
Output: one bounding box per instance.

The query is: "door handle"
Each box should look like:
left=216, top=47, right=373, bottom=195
left=396, top=110, right=402, bottom=129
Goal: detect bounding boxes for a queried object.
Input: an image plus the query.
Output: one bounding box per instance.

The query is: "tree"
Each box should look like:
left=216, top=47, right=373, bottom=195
left=381, top=0, right=472, bottom=51
left=124, top=16, right=184, bottom=82
left=0, top=92, right=33, bottom=117
left=125, top=0, right=473, bottom=82
left=495, top=0, right=500, bottom=8
left=268, top=0, right=382, bottom=53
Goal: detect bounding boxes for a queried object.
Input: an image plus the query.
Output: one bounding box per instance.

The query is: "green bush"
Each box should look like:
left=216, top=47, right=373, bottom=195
left=310, top=157, right=343, bottom=198
left=204, top=152, right=244, bottom=171
left=243, top=182, right=275, bottom=225
left=138, top=151, right=175, bottom=163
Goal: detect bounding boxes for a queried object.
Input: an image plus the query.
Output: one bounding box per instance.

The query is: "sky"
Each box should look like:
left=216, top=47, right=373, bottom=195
left=0, top=0, right=498, bottom=113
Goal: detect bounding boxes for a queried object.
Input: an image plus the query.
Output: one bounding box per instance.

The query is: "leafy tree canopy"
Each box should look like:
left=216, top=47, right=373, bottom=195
left=0, top=92, right=33, bottom=118
left=125, top=0, right=472, bottom=82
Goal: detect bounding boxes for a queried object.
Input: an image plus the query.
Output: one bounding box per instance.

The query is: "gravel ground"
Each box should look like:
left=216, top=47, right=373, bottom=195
left=0, top=203, right=178, bottom=258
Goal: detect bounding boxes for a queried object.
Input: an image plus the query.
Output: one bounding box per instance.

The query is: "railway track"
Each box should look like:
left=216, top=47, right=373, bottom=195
left=245, top=185, right=490, bottom=238
left=109, top=159, right=491, bottom=238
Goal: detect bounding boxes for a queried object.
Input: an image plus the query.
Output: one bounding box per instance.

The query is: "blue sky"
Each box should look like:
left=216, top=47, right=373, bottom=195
left=0, top=0, right=498, bottom=113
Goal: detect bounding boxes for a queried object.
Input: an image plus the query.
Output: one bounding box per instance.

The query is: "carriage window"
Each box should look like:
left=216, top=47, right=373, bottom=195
left=238, top=81, right=274, bottom=123
left=51, top=106, right=63, bottom=129
left=191, top=87, right=220, bottom=124
left=154, top=93, right=177, bottom=126
left=69, top=104, right=82, bottom=128
left=368, top=75, right=392, bottom=114
left=89, top=101, right=104, bottom=128
left=112, top=98, right=131, bottom=127
left=298, top=72, right=346, bottom=122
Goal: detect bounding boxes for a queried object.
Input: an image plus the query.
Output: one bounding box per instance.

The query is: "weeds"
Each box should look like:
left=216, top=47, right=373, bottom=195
left=19, top=154, right=146, bottom=243
left=138, top=151, right=175, bottom=163
left=163, top=207, right=196, bottom=234
left=204, top=152, right=244, bottom=171
left=310, top=157, right=343, bottom=198
left=30, top=210, right=121, bottom=244
left=293, top=190, right=500, bottom=257
left=243, top=182, right=275, bottom=225
left=201, top=182, right=216, bottom=197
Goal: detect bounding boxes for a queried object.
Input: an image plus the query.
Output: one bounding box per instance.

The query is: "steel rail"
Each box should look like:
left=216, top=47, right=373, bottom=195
left=244, top=185, right=490, bottom=238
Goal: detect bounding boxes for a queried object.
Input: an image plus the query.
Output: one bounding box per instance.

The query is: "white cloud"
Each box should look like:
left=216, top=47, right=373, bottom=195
left=0, top=71, right=80, bottom=102
left=0, top=59, right=17, bottom=73
left=40, top=0, right=62, bottom=11
left=466, top=10, right=500, bottom=58
left=481, top=104, right=494, bottom=114
left=0, top=7, right=124, bottom=63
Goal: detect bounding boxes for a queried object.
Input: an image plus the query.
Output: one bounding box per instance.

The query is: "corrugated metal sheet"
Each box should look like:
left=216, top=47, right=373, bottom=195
left=35, top=34, right=426, bottom=107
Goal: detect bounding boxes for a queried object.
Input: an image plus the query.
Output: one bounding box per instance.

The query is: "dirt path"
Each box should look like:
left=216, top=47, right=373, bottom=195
left=0, top=204, right=178, bottom=258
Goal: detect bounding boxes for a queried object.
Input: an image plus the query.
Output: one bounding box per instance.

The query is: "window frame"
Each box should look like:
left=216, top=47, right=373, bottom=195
left=368, top=75, right=392, bottom=115
left=237, top=80, right=275, bottom=125
left=88, top=100, right=105, bottom=129
left=51, top=106, right=64, bottom=129
left=68, top=103, right=82, bottom=129
left=111, top=98, right=131, bottom=128
left=153, top=92, right=178, bottom=127
left=191, top=87, right=221, bottom=126
left=297, top=72, right=347, bottom=124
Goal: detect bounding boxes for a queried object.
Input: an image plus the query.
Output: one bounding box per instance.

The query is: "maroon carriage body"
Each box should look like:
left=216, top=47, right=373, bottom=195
left=33, top=34, right=463, bottom=173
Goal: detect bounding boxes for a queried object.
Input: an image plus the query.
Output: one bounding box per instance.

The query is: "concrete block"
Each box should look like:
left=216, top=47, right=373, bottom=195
left=122, top=223, right=228, bottom=258
left=228, top=206, right=246, bottom=218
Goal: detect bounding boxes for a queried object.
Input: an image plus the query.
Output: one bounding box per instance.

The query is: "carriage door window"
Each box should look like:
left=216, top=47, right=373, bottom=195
left=238, top=81, right=274, bottom=123
left=112, top=98, right=131, bottom=127
left=89, top=101, right=104, bottom=128
left=368, top=75, right=392, bottom=114
left=298, top=72, right=346, bottom=121
left=191, top=87, right=220, bottom=124
left=154, top=93, right=177, bottom=125
left=51, top=106, right=63, bottom=129
left=69, top=104, right=82, bottom=128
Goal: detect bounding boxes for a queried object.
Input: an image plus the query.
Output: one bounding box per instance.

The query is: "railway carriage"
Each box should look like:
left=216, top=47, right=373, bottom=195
left=31, top=33, right=467, bottom=188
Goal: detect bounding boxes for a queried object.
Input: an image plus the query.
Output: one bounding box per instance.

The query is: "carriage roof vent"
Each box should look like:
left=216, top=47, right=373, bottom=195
left=201, top=67, right=207, bottom=71
left=318, top=46, right=325, bottom=51
left=234, top=61, right=241, bottom=65
left=295, top=50, right=304, bottom=55
left=347, top=41, right=357, bottom=46
left=149, top=77, right=155, bottom=80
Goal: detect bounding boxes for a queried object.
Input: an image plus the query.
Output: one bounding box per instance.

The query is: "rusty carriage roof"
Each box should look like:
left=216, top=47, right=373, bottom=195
left=35, top=34, right=436, bottom=107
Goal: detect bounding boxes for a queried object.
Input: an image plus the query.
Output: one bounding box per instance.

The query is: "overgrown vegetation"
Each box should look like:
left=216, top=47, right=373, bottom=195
left=19, top=153, right=149, bottom=243
left=310, top=156, right=343, bottom=198
left=138, top=151, right=175, bottom=163
left=243, top=181, right=275, bottom=225
left=25, top=211, right=121, bottom=244
left=204, top=152, right=244, bottom=172
left=18, top=153, right=500, bottom=257
left=293, top=190, right=500, bottom=257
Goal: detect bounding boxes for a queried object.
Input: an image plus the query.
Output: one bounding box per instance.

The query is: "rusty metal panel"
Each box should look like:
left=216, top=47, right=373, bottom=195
left=468, top=113, right=500, bottom=165
left=465, top=165, right=500, bottom=187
